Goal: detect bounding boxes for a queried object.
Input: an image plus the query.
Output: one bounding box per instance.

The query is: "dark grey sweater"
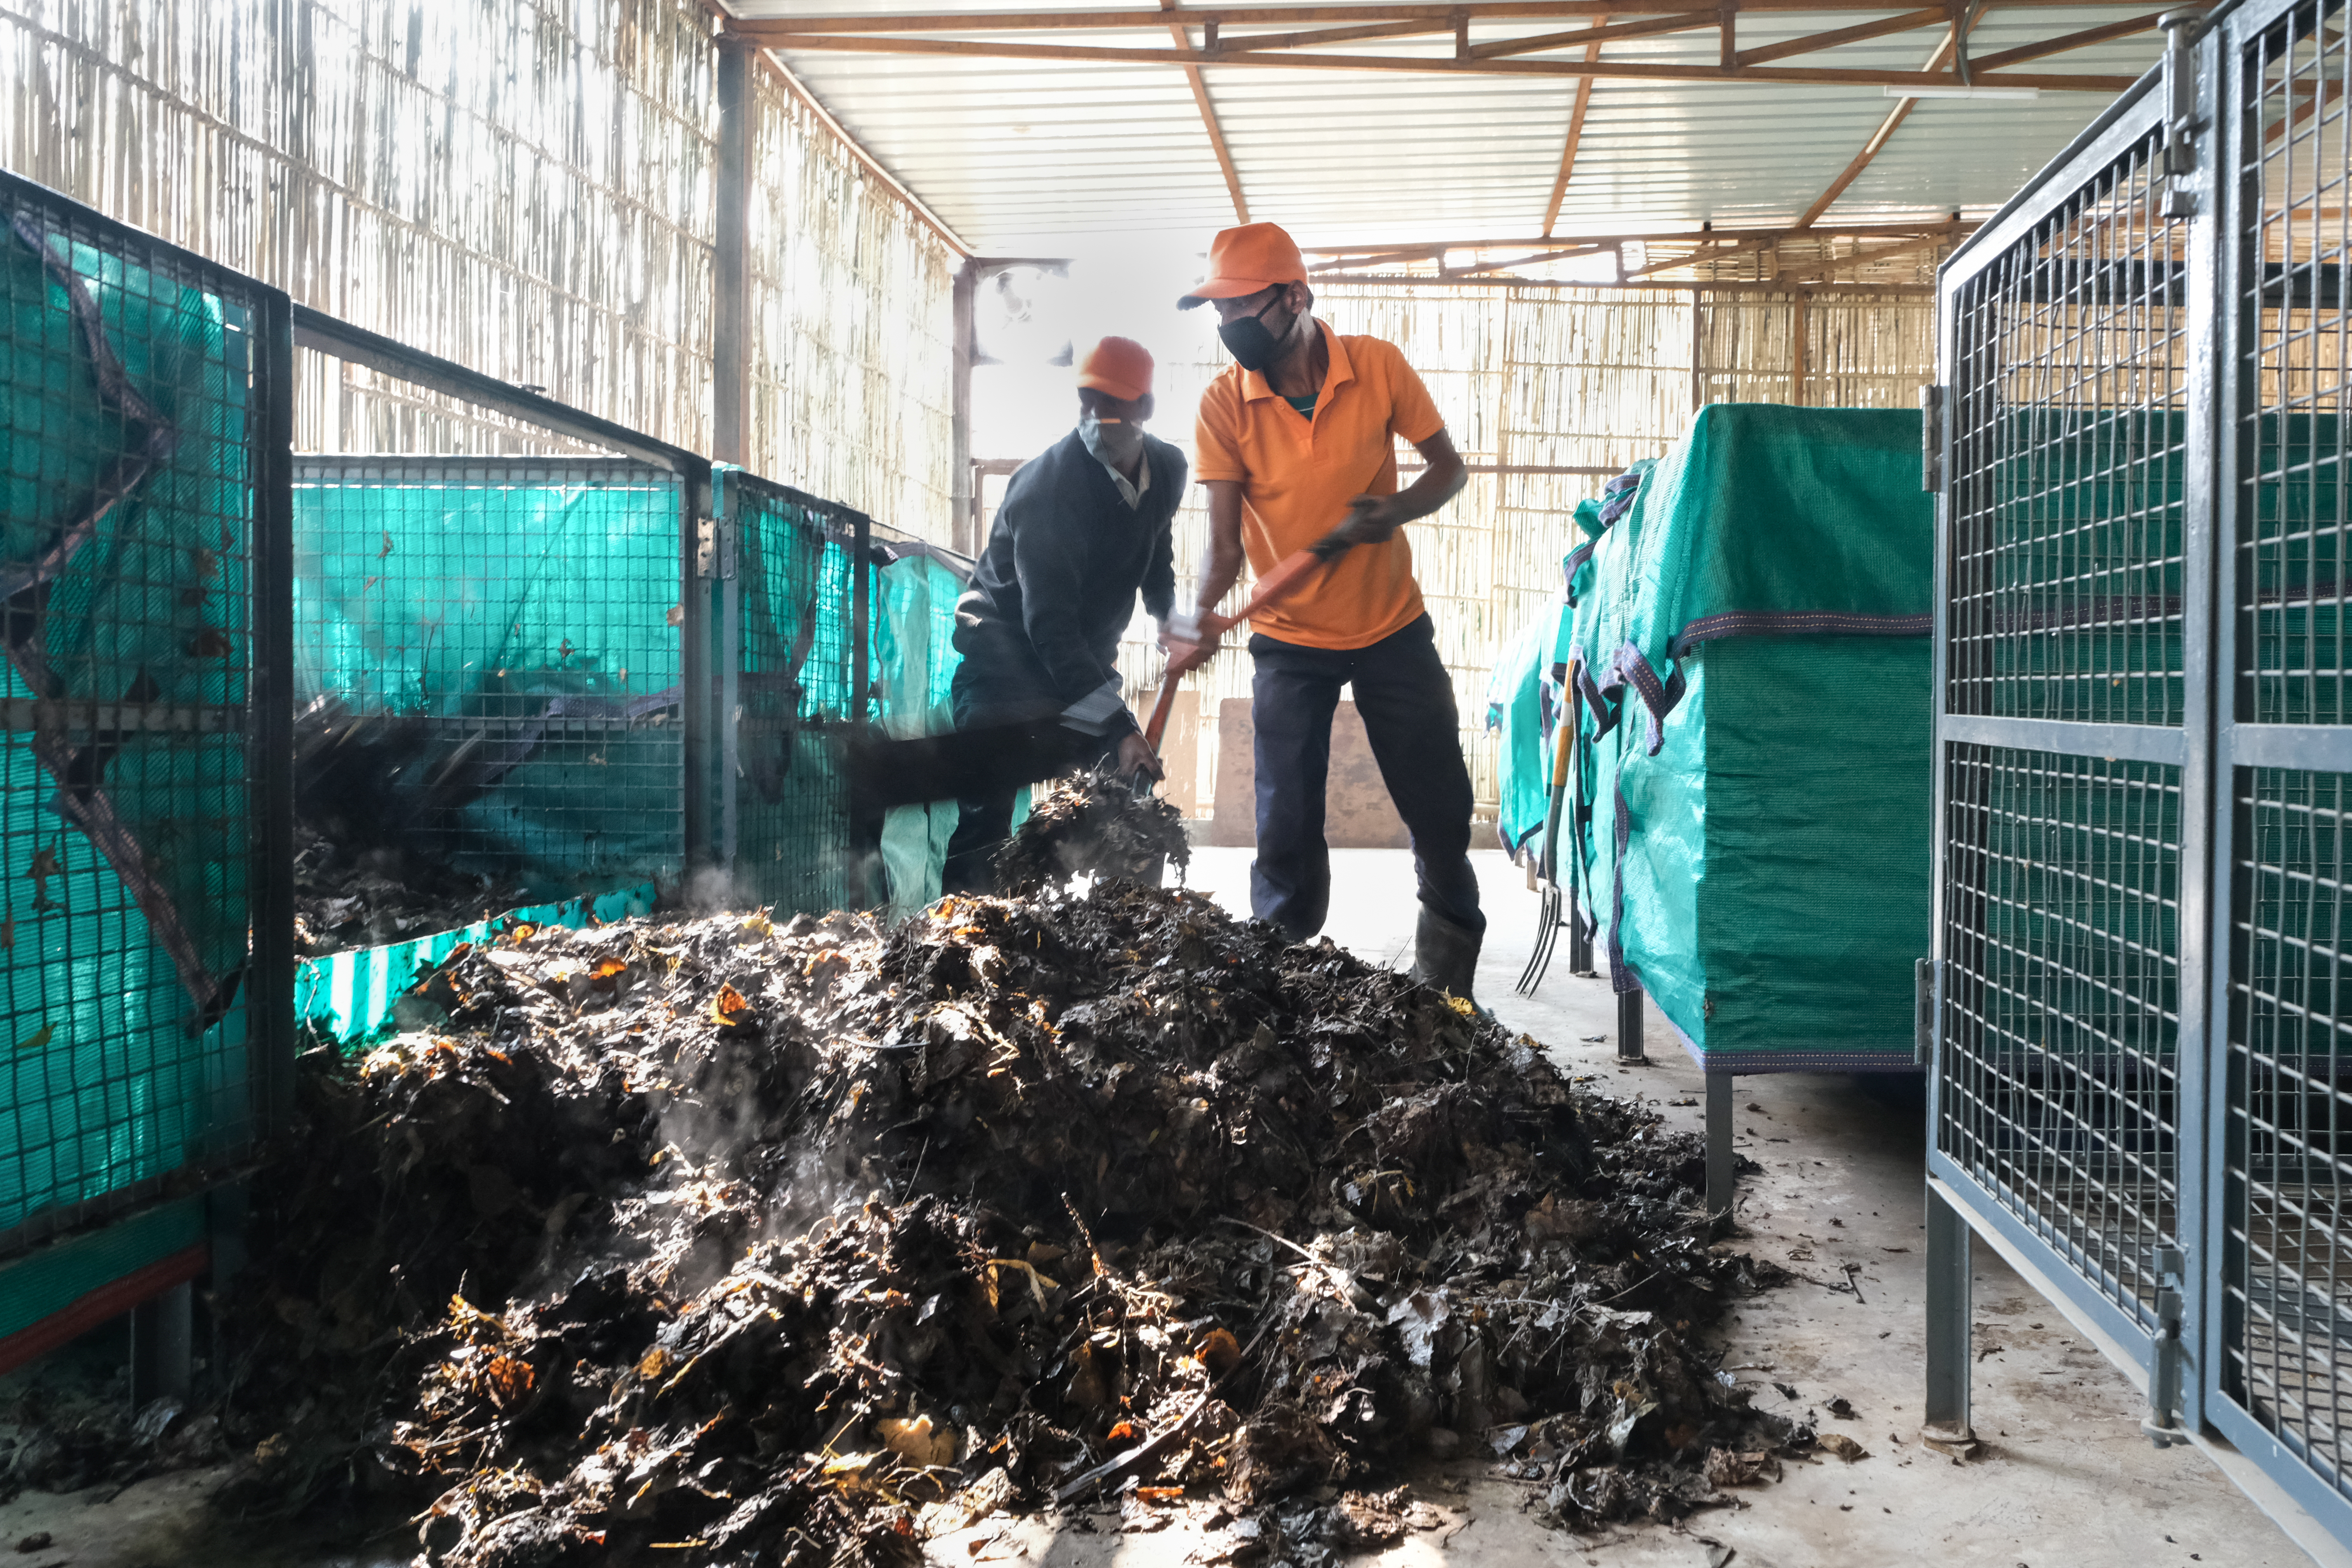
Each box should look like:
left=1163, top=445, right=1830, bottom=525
left=952, top=428, right=1183, bottom=724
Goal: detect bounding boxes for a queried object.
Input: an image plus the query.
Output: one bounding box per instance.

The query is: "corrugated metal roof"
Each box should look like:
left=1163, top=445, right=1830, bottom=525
left=731, top=2, right=2165, bottom=254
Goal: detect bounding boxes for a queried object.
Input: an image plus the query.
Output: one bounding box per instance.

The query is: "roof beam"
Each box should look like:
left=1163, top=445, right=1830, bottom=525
left=1622, top=231, right=1780, bottom=277
left=1471, top=10, right=1715, bottom=56
left=1160, top=0, right=1250, bottom=222
left=740, top=32, right=2135, bottom=90
left=1445, top=243, right=1617, bottom=275
left=1542, top=14, right=1611, bottom=234
left=1793, top=26, right=1958, bottom=228
left=737, top=2, right=2167, bottom=35
left=1964, top=9, right=2169, bottom=72
left=1735, top=5, right=1946, bottom=65
left=1300, top=221, right=1969, bottom=251
left=1779, top=229, right=1955, bottom=279
left=1219, top=17, right=1450, bottom=47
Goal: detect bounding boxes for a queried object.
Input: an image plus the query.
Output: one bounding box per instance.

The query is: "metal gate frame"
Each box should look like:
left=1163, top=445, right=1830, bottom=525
left=1925, top=5, right=2352, bottom=1558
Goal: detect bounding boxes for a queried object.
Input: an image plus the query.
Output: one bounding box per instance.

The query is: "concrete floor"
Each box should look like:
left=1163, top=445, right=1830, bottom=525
left=0, top=848, right=2315, bottom=1566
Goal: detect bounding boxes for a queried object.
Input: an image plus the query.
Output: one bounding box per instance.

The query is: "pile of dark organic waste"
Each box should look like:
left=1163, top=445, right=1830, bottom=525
left=293, top=813, right=530, bottom=957
left=292, top=698, right=532, bottom=955
left=176, top=885, right=1802, bottom=1565
left=997, top=773, right=1190, bottom=889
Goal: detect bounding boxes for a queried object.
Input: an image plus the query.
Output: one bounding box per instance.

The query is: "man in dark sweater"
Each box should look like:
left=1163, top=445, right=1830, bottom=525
left=941, top=336, right=1186, bottom=893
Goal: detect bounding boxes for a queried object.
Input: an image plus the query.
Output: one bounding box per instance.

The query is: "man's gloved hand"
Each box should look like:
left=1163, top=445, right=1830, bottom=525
left=1332, top=493, right=1405, bottom=546
left=1160, top=612, right=1219, bottom=673
left=1116, top=732, right=1165, bottom=781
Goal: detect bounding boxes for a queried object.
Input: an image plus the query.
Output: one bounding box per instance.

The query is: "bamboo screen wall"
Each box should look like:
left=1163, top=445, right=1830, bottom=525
left=1110, top=285, right=1937, bottom=819
left=747, top=78, right=955, bottom=540
left=2, top=0, right=957, bottom=536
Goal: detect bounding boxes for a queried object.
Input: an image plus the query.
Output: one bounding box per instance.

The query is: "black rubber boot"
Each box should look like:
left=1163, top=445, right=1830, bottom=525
left=1410, top=906, right=1484, bottom=1009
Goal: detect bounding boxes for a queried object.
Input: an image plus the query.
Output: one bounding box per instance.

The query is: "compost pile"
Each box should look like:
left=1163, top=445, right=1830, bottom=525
left=997, top=772, right=1190, bottom=890
left=217, top=885, right=1798, bottom=1565
left=292, top=700, right=531, bottom=955
left=293, top=814, right=530, bottom=957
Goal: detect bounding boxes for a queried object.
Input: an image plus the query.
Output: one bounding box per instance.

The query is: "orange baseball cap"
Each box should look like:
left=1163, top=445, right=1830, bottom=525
left=1178, top=222, right=1308, bottom=309
left=1076, top=335, right=1154, bottom=401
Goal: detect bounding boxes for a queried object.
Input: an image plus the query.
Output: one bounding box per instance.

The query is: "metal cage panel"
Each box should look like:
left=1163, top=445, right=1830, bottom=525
left=291, top=457, right=689, bottom=891
left=719, top=469, right=867, bottom=917
left=1935, top=0, right=2352, bottom=1546
left=0, top=170, right=292, bottom=1255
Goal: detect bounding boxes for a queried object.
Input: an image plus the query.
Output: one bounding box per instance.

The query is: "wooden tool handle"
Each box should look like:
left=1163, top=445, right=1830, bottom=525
left=1141, top=528, right=1355, bottom=759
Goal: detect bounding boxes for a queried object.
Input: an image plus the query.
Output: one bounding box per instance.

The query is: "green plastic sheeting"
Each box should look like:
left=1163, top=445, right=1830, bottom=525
left=293, top=460, right=686, bottom=888
left=871, top=549, right=968, bottom=917
left=294, top=882, right=657, bottom=1045
left=726, top=472, right=862, bottom=915
left=3, top=219, right=259, bottom=1236
left=1568, top=405, right=1934, bottom=1074
left=1485, top=608, right=1560, bottom=860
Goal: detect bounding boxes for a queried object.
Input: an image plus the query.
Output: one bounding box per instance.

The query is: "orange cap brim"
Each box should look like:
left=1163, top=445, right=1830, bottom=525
left=1077, top=370, right=1148, bottom=401
left=1177, top=276, right=1284, bottom=309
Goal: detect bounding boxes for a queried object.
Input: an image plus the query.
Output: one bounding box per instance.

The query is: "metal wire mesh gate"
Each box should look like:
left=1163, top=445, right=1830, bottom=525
left=1929, top=2, right=2352, bottom=1549
left=0, top=167, right=295, bottom=1264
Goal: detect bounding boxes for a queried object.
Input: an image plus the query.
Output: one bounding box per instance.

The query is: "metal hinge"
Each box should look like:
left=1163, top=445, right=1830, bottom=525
left=695, top=516, right=737, bottom=580
left=1919, top=385, right=1946, bottom=493
left=2143, top=1245, right=2190, bottom=1448
left=2158, top=10, right=2206, bottom=217
left=1914, top=956, right=1941, bottom=1068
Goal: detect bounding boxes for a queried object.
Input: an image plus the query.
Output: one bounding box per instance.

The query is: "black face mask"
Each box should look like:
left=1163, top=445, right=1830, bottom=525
left=1218, top=293, right=1291, bottom=373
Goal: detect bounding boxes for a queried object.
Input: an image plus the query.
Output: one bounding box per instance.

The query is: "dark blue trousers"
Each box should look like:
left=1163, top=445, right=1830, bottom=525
left=1249, top=613, right=1483, bottom=941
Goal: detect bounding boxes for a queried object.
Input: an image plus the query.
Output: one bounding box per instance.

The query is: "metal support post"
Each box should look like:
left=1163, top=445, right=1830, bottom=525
left=1568, top=910, right=1594, bottom=976
left=1706, top=1071, right=1735, bottom=1219
left=250, top=289, right=297, bottom=1136
left=712, top=43, right=754, bottom=467
left=1923, top=1182, right=1975, bottom=1450
left=129, top=1282, right=193, bottom=1408
left=1616, top=985, right=1646, bottom=1063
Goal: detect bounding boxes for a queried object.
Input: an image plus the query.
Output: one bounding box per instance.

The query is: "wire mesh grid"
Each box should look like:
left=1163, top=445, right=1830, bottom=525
left=2243, top=5, right=2351, bottom=726
left=1939, top=744, right=2183, bottom=1326
left=1946, top=128, right=2190, bottom=729
left=1, top=186, right=269, bottom=1244
left=731, top=478, right=860, bottom=914
left=2226, top=766, right=2352, bottom=1487
left=291, top=457, right=685, bottom=893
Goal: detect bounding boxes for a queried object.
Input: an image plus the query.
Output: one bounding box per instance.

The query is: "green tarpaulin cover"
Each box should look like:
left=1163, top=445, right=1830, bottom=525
left=1567, top=405, right=1934, bottom=1074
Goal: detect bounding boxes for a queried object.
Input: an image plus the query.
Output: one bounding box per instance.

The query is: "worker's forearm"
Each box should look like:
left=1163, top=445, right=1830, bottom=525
left=1193, top=540, right=1246, bottom=613
left=1385, top=455, right=1468, bottom=525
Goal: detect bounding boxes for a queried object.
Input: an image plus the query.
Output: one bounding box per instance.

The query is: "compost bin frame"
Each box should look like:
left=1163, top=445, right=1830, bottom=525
left=1926, top=3, right=2352, bottom=1556
left=0, top=165, right=295, bottom=1368
left=1, top=168, right=901, bottom=1383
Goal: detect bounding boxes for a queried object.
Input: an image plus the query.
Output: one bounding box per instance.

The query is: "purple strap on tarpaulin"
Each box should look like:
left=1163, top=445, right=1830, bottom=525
left=1575, top=657, right=1619, bottom=740
left=1600, top=640, right=1686, bottom=757
left=1562, top=537, right=1600, bottom=607
left=1669, top=609, right=1932, bottom=659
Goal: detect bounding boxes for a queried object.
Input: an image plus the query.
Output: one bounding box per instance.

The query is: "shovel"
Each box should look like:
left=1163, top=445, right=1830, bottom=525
left=853, top=529, right=1355, bottom=810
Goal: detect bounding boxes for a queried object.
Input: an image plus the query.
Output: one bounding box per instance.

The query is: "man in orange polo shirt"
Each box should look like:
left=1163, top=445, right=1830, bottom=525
left=1176, top=221, right=1483, bottom=1000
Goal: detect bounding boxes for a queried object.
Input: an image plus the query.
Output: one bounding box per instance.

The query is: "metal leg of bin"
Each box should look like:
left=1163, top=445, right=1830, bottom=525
left=129, top=1281, right=193, bottom=1408
left=1569, top=910, right=1594, bottom=977
left=1706, top=1071, right=1735, bottom=1220
left=1616, top=985, right=1645, bottom=1063
left=1922, top=1183, right=1977, bottom=1452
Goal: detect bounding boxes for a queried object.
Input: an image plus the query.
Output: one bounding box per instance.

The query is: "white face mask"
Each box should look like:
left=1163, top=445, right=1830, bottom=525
left=1080, top=411, right=1146, bottom=469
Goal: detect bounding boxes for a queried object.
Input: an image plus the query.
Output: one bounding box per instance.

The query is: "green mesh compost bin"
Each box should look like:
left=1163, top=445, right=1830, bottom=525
left=719, top=467, right=868, bottom=914
left=1569, top=405, right=1935, bottom=1074
left=293, top=457, right=687, bottom=892
left=2, top=180, right=287, bottom=1245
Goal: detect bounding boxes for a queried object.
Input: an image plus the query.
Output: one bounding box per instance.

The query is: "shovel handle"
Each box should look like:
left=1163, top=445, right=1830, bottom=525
left=1140, top=528, right=1354, bottom=757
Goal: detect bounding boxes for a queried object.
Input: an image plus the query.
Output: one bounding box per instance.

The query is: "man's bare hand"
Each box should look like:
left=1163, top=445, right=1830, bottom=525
left=1332, top=493, right=1405, bottom=546
left=1117, top=732, right=1165, bottom=781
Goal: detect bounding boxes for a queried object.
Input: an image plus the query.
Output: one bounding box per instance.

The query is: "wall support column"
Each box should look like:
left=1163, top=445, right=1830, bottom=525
left=714, top=42, right=753, bottom=467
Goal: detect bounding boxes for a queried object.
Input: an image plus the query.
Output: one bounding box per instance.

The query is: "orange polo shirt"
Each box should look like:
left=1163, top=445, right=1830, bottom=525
left=1193, top=322, right=1445, bottom=650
